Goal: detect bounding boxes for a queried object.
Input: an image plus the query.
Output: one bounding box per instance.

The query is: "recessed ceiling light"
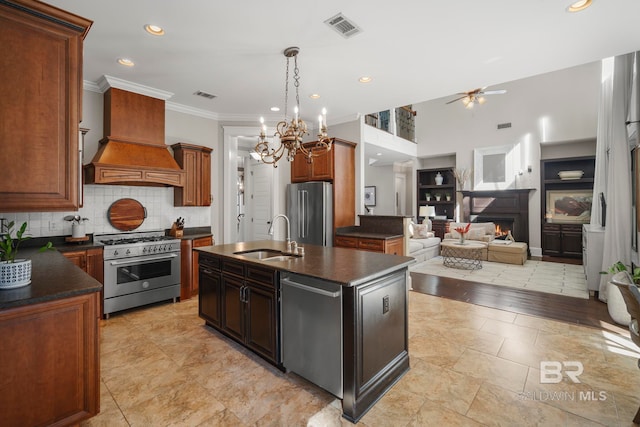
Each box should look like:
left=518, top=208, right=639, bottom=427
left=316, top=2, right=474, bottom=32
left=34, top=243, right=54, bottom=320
left=144, top=24, right=165, bottom=36
left=376, top=152, right=382, bottom=156
left=567, top=0, right=592, bottom=12
left=270, top=107, right=280, bottom=112
left=309, top=94, right=320, bottom=99
left=117, top=58, right=135, bottom=67
left=359, top=76, right=373, bottom=83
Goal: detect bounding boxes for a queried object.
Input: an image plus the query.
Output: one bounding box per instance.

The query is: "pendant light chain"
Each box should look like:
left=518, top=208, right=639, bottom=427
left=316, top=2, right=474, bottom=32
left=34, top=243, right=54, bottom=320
left=284, top=56, right=290, bottom=121
left=293, top=55, right=300, bottom=112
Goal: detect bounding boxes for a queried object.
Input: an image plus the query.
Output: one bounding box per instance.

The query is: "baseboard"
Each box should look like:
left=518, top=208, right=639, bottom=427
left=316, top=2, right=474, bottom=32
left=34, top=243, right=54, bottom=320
left=530, top=246, right=542, bottom=257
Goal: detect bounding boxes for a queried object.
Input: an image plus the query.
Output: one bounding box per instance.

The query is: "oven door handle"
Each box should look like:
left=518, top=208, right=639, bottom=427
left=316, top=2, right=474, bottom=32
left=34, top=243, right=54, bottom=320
left=109, top=253, right=179, bottom=266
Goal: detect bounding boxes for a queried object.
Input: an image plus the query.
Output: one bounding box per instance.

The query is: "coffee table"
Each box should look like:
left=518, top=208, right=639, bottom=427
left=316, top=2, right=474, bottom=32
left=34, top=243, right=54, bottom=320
left=440, top=240, right=486, bottom=270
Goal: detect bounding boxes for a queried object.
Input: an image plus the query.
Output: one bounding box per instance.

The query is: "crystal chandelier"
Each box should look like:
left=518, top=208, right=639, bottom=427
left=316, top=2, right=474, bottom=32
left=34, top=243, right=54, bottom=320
left=255, top=47, right=332, bottom=167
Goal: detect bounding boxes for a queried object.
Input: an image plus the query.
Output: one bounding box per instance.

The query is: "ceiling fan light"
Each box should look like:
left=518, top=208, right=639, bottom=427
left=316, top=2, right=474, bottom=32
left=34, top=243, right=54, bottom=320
left=478, top=96, right=486, bottom=104
left=465, top=102, right=474, bottom=109
left=462, top=96, right=471, bottom=106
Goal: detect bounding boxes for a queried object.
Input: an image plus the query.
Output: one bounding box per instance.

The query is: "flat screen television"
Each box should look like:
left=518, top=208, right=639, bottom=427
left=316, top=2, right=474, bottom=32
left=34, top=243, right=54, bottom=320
left=600, top=192, right=606, bottom=227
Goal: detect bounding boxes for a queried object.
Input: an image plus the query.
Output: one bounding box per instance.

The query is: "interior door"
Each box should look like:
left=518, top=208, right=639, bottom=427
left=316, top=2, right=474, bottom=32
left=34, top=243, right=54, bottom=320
left=249, top=161, right=273, bottom=241
left=395, top=174, right=406, bottom=215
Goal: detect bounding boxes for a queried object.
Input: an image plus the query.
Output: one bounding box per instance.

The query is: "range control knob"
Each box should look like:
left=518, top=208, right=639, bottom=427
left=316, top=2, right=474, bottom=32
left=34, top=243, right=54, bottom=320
left=114, top=250, right=119, bottom=256
left=126, top=249, right=131, bottom=255
left=143, top=247, right=147, bottom=253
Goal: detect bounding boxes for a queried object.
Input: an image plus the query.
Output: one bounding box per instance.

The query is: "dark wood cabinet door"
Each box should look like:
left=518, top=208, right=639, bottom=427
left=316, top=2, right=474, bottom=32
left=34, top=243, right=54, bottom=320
left=542, top=228, right=562, bottom=255
left=245, top=284, right=277, bottom=362
left=199, top=268, right=222, bottom=328
left=562, top=230, right=583, bottom=257
left=172, top=143, right=212, bottom=207
left=221, top=276, right=244, bottom=341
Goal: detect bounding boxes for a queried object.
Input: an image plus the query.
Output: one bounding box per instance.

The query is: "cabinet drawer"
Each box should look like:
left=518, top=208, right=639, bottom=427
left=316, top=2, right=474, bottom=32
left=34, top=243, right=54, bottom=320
left=562, top=224, right=583, bottom=233
left=543, top=223, right=561, bottom=231
left=357, top=238, right=384, bottom=252
left=199, top=254, right=221, bottom=272
left=335, top=236, right=358, bottom=248
left=222, top=259, right=244, bottom=277
left=246, top=265, right=276, bottom=289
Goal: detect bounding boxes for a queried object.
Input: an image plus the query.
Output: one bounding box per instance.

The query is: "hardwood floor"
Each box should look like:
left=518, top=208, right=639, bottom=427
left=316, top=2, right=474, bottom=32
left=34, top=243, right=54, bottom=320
left=410, top=271, right=625, bottom=333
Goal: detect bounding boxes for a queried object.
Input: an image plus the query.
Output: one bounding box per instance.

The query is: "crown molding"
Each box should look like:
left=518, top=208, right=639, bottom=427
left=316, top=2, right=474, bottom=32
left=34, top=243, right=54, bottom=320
left=95, top=75, right=174, bottom=100
left=165, top=101, right=219, bottom=120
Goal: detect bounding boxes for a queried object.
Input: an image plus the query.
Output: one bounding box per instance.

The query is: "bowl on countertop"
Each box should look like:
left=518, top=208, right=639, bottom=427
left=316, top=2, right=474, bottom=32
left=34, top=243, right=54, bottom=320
left=558, top=170, right=584, bottom=180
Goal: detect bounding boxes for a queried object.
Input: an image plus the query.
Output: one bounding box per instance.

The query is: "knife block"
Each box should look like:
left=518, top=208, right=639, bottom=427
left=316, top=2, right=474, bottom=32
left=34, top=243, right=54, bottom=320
left=169, top=222, right=183, bottom=238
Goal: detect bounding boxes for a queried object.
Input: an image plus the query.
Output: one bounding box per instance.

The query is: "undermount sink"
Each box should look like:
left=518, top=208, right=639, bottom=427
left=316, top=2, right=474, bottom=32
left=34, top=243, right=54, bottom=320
left=233, top=249, right=283, bottom=259
left=261, top=255, right=301, bottom=262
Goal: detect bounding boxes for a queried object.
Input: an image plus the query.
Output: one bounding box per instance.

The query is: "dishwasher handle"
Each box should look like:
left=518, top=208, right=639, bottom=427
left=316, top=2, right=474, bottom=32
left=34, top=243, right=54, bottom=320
left=281, top=278, right=341, bottom=298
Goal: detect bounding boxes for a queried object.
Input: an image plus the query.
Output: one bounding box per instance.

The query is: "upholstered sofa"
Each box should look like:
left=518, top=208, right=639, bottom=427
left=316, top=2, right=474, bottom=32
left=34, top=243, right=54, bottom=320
left=443, top=222, right=528, bottom=265
left=406, top=220, right=441, bottom=262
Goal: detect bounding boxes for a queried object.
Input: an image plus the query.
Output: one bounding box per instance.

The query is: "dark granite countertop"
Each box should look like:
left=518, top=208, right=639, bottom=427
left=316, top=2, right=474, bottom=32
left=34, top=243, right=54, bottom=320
left=0, top=249, right=103, bottom=310
left=335, top=228, right=403, bottom=240
left=196, top=240, right=414, bottom=287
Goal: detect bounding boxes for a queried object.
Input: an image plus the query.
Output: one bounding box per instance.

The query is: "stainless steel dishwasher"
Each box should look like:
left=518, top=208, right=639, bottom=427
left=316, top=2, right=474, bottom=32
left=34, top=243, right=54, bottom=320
left=281, top=273, right=343, bottom=398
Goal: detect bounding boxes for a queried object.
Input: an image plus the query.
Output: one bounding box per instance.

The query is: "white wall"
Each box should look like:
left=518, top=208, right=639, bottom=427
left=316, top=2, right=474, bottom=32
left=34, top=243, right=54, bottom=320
left=413, top=61, right=601, bottom=253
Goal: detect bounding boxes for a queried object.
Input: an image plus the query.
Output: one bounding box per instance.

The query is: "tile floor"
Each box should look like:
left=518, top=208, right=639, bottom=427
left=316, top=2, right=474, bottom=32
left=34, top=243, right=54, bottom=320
left=82, top=292, right=640, bottom=426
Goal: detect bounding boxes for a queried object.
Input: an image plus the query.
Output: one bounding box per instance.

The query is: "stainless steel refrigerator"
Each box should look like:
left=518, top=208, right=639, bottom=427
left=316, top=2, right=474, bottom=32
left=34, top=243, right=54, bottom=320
left=287, top=182, right=333, bottom=246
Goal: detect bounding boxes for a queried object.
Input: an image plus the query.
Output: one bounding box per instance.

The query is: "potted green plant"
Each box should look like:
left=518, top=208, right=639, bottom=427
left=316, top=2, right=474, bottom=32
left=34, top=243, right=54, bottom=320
left=0, top=221, right=53, bottom=289
left=434, top=193, right=441, bottom=201
left=425, top=193, right=431, bottom=201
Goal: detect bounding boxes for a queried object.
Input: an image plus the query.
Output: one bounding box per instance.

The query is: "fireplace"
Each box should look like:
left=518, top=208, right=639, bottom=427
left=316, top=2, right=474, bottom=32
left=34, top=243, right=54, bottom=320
left=473, top=217, right=514, bottom=240
left=460, top=189, right=533, bottom=247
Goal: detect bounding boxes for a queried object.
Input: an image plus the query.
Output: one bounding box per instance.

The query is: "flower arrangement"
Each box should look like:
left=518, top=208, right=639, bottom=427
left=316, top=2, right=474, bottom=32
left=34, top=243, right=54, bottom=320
left=454, top=223, right=471, bottom=244
left=453, top=168, right=472, bottom=191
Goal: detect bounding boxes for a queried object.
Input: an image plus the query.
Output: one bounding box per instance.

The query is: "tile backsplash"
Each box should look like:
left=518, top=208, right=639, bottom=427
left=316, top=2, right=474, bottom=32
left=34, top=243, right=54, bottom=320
left=0, top=185, right=211, bottom=238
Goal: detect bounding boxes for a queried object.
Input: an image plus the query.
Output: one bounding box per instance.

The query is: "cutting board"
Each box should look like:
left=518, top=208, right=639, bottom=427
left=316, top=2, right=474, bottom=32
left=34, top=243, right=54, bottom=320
left=108, top=198, right=146, bottom=231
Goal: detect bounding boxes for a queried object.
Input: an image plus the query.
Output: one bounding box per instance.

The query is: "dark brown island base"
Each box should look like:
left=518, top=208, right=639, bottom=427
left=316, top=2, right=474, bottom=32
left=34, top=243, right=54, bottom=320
left=196, top=240, right=414, bottom=423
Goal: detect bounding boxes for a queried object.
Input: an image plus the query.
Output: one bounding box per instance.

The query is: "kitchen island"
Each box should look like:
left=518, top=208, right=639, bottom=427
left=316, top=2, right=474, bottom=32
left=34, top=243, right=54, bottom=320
left=196, top=240, right=414, bottom=423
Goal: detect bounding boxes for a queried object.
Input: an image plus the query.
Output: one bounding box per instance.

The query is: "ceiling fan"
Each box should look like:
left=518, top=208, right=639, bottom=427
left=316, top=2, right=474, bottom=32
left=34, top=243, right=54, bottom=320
left=446, top=87, right=507, bottom=108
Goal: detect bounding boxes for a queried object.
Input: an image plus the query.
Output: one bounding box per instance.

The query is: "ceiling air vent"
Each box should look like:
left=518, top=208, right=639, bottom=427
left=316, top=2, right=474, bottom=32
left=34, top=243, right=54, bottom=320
left=324, top=13, right=362, bottom=38
left=497, top=122, right=512, bottom=130
left=194, top=90, right=216, bottom=100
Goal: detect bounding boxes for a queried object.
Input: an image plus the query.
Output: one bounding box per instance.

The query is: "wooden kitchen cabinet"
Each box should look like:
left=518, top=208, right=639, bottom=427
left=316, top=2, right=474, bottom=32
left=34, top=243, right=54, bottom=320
left=180, top=235, right=214, bottom=300
left=335, top=235, right=404, bottom=255
left=198, top=253, right=222, bottom=327
left=291, top=138, right=357, bottom=232
left=62, top=248, right=104, bottom=284
left=0, top=292, right=100, bottom=426
left=0, top=1, right=92, bottom=212
left=172, top=143, right=213, bottom=206
left=291, top=145, right=334, bottom=182
left=198, top=253, right=280, bottom=366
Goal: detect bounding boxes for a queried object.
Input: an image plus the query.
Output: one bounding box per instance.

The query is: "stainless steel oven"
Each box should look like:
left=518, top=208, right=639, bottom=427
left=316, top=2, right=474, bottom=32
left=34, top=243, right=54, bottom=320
left=97, top=231, right=181, bottom=318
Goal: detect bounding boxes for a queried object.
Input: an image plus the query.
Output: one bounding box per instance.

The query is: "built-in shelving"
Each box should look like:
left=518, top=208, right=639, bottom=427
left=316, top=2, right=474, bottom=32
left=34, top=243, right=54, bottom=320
left=416, top=168, right=456, bottom=220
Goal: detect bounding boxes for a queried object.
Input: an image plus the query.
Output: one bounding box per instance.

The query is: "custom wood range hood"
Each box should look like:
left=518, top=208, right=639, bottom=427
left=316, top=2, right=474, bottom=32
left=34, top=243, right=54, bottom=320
left=84, top=88, right=185, bottom=186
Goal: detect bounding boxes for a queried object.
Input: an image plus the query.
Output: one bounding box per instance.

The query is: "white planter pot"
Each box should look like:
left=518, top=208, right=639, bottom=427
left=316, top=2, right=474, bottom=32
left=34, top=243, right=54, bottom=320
left=0, top=259, right=32, bottom=289
left=607, top=274, right=632, bottom=325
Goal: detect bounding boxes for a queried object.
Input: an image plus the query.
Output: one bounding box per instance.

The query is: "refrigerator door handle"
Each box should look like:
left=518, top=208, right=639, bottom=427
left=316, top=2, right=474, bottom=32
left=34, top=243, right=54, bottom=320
left=301, top=190, right=307, bottom=238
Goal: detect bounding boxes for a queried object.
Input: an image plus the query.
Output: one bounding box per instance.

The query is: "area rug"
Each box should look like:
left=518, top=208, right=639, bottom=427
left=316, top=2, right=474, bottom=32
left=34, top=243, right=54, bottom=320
left=410, top=256, right=589, bottom=299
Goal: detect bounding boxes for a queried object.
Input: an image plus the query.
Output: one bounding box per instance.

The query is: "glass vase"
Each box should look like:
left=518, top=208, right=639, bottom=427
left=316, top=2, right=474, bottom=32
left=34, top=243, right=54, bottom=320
left=459, top=234, right=465, bottom=245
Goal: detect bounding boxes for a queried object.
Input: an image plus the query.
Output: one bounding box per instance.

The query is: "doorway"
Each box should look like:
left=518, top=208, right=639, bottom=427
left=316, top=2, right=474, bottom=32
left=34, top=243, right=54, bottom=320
left=223, top=126, right=282, bottom=244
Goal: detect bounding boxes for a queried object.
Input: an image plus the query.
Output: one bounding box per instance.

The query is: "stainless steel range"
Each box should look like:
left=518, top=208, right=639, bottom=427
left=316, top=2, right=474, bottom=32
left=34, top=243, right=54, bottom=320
left=96, top=230, right=181, bottom=318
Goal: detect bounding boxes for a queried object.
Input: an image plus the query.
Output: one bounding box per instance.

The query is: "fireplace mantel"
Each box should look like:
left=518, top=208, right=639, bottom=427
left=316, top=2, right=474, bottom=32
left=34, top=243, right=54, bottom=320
left=460, top=189, right=535, bottom=246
